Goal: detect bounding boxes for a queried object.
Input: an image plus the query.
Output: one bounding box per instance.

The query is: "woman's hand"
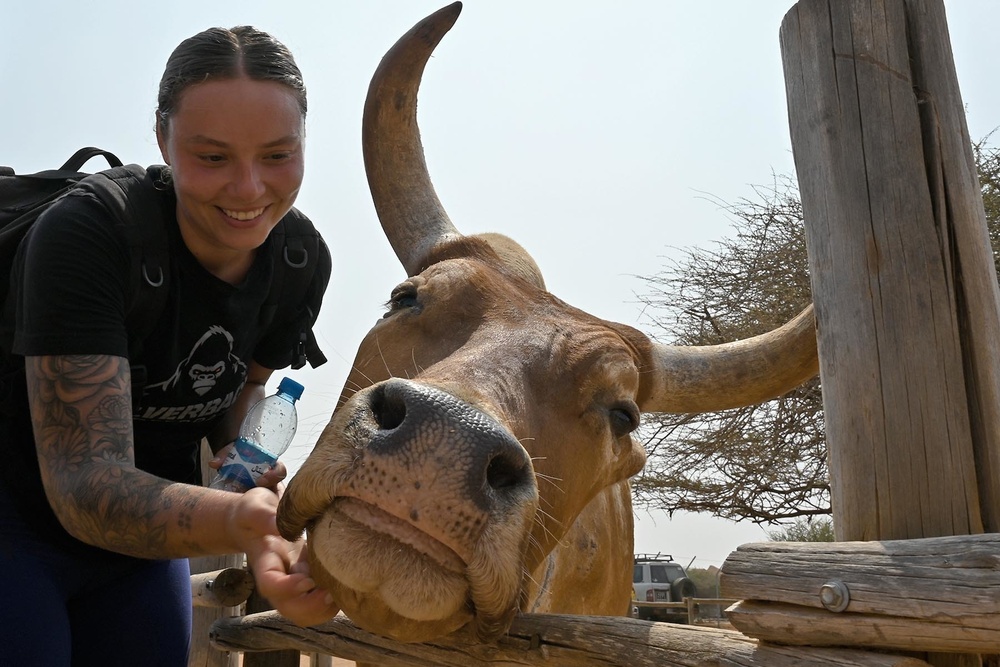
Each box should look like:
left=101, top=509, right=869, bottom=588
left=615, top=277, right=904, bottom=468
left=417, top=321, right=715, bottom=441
left=209, top=443, right=289, bottom=492
left=255, top=458, right=288, bottom=491
left=248, top=534, right=340, bottom=627
left=230, top=488, right=340, bottom=627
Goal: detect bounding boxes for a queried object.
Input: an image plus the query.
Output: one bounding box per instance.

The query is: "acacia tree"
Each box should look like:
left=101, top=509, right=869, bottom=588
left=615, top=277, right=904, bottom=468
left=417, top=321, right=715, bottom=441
left=975, top=133, right=1000, bottom=276
left=767, top=517, right=835, bottom=542
left=633, top=137, right=1000, bottom=525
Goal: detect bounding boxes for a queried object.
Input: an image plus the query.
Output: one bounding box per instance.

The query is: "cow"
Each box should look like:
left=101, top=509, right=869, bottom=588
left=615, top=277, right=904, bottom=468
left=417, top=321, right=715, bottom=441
left=276, top=2, right=818, bottom=644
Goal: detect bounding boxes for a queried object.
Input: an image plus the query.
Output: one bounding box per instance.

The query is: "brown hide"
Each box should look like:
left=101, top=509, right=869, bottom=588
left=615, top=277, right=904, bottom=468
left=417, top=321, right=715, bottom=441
left=277, top=2, right=818, bottom=644
left=279, top=244, right=650, bottom=640
left=523, top=481, right=637, bottom=617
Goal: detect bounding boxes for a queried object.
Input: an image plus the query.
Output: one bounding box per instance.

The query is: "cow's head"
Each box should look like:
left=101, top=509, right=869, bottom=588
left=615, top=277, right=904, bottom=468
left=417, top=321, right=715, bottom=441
left=277, top=2, right=817, bottom=643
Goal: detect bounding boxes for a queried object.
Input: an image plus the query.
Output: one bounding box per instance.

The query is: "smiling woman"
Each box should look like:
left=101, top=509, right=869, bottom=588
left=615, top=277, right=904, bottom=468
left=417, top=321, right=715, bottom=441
left=154, top=27, right=308, bottom=283
left=157, top=77, right=306, bottom=282
left=0, top=24, right=336, bottom=666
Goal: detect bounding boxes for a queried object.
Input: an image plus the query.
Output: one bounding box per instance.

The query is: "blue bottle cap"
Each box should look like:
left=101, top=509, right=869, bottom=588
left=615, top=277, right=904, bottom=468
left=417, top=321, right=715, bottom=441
left=277, top=377, right=305, bottom=401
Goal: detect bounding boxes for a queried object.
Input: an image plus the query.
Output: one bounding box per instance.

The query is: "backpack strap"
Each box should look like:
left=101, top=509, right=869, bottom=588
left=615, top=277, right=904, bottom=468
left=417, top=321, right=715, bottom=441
left=0, top=146, right=122, bottom=180
left=58, top=147, right=124, bottom=173
left=262, top=209, right=328, bottom=370
left=73, top=165, right=170, bottom=406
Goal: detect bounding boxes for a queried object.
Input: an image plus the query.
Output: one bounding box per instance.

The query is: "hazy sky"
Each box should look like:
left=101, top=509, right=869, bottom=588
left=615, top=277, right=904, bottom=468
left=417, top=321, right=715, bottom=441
left=4, top=1, right=998, bottom=569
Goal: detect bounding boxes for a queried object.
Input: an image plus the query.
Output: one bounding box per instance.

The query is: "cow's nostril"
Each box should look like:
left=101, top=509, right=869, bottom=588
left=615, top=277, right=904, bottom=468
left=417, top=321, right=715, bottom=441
left=486, top=452, right=530, bottom=493
left=371, top=385, right=407, bottom=431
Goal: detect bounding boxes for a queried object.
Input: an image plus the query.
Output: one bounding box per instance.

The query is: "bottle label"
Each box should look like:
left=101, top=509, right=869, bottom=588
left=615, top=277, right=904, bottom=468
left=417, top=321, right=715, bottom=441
left=211, top=438, right=278, bottom=492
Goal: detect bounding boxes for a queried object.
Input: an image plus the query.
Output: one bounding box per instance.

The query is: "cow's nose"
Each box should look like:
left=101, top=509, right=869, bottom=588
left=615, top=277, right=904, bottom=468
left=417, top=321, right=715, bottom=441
left=365, top=378, right=536, bottom=512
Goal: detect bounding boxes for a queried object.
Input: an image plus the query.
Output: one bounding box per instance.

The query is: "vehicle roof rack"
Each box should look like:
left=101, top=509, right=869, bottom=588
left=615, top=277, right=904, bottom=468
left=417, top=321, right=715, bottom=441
left=634, top=552, right=674, bottom=562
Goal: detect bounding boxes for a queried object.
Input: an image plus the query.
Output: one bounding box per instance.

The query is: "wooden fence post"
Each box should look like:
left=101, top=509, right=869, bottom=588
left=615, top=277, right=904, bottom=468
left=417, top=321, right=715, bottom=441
left=242, top=589, right=302, bottom=667
left=190, top=440, right=242, bottom=667
left=779, top=0, right=1000, bottom=664
left=188, top=441, right=323, bottom=667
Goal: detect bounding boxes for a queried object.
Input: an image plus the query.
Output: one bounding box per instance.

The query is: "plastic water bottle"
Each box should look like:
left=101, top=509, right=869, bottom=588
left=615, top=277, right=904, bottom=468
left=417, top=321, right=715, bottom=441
left=210, top=377, right=304, bottom=493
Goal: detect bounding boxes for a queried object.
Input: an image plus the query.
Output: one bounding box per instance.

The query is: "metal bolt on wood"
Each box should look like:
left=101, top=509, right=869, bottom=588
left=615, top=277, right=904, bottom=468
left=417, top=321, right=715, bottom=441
left=819, top=581, right=850, bottom=613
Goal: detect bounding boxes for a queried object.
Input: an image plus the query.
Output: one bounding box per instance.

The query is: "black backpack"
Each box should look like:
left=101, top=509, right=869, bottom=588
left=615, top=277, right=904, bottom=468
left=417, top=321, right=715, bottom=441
left=0, top=147, right=328, bottom=404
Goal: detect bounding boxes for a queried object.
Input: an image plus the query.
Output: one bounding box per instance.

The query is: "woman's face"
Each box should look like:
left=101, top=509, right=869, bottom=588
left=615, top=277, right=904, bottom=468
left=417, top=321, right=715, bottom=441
left=156, top=76, right=305, bottom=278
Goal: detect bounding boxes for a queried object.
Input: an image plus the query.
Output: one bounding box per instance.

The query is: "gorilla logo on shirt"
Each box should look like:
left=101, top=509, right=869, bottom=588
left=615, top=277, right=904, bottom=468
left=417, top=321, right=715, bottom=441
left=147, top=325, right=248, bottom=399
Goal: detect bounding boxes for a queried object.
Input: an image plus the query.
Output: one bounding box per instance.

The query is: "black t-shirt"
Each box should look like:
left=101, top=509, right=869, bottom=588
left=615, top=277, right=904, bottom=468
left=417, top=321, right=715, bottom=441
left=0, top=179, right=330, bottom=551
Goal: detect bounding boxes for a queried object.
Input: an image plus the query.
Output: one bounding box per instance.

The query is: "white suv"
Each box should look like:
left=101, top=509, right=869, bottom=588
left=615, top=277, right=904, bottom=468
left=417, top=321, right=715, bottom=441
left=631, top=554, right=696, bottom=622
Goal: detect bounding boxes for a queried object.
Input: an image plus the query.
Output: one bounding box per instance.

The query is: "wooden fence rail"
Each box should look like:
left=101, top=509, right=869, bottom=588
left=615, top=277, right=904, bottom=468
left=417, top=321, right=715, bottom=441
left=210, top=610, right=933, bottom=667
left=191, top=568, right=255, bottom=609
left=199, top=533, right=999, bottom=665
left=632, top=598, right=739, bottom=625
left=720, top=533, right=1000, bottom=655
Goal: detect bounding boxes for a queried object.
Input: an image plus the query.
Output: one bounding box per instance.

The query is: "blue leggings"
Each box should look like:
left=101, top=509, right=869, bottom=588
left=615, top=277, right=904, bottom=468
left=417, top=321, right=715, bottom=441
left=0, top=515, right=192, bottom=666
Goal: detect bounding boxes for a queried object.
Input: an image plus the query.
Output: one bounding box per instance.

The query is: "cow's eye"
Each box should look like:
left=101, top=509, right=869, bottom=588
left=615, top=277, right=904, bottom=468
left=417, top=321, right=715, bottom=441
left=609, top=403, right=640, bottom=437
left=384, top=284, right=419, bottom=316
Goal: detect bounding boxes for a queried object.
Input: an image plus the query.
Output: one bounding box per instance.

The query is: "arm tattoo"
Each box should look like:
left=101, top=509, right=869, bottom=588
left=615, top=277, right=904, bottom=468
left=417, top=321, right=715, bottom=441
left=27, top=354, right=208, bottom=558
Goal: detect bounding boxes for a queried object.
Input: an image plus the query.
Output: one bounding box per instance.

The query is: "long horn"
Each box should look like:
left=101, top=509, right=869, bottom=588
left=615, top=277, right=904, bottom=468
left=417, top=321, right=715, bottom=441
left=644, top=304, right=819, bottom=413
left=363, top=2, right=464, bottom=277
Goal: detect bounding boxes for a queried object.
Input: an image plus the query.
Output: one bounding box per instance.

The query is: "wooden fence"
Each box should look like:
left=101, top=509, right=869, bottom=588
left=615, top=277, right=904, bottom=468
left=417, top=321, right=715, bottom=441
left=198, top=532, right=998, bottom=666
left=632, top=598, right=738, bottom=626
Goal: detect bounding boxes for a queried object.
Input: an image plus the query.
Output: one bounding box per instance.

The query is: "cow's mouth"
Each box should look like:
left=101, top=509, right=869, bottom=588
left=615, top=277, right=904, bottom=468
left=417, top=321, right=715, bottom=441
left=334, top=497, right=466, bottom=574
left=306, top=497, right=474, bottom=627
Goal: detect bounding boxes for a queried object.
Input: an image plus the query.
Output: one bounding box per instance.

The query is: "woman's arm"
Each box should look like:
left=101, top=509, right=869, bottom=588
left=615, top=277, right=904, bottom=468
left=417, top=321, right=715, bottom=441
left=25, top=355, right=337, bottom=625
left=27, top=352, right=267, bottom=559
left=27, top=353, right=336, bottom=624
left=26, top=352, right=336, bottom=624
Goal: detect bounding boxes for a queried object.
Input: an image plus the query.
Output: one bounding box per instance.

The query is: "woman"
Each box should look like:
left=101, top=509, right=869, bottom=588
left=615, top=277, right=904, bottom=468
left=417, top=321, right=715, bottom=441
left=0, top=26, right=339, bottom=665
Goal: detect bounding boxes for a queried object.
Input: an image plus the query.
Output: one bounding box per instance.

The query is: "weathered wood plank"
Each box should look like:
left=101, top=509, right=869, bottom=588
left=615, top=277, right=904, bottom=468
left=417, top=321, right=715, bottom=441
left=190, top=441, right=243, bottom=667
left=243, top=589, right=300, bottom=667
left=777, top=3, right=998, bottom=663
left=211, top=611, right=932, bottom=667
left=782, top=0, right=985, bottom=544
left=721, top=534, right=1000, bottom=614
left=721, top=641, right=931, bottom=667
left=191, top=568, right=255, bottom=609
left=726, top=601, right=999, bottom=654
left=902, top=0, right=1000, bottom=536
left=719, top=535, right=1000, bottom=654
